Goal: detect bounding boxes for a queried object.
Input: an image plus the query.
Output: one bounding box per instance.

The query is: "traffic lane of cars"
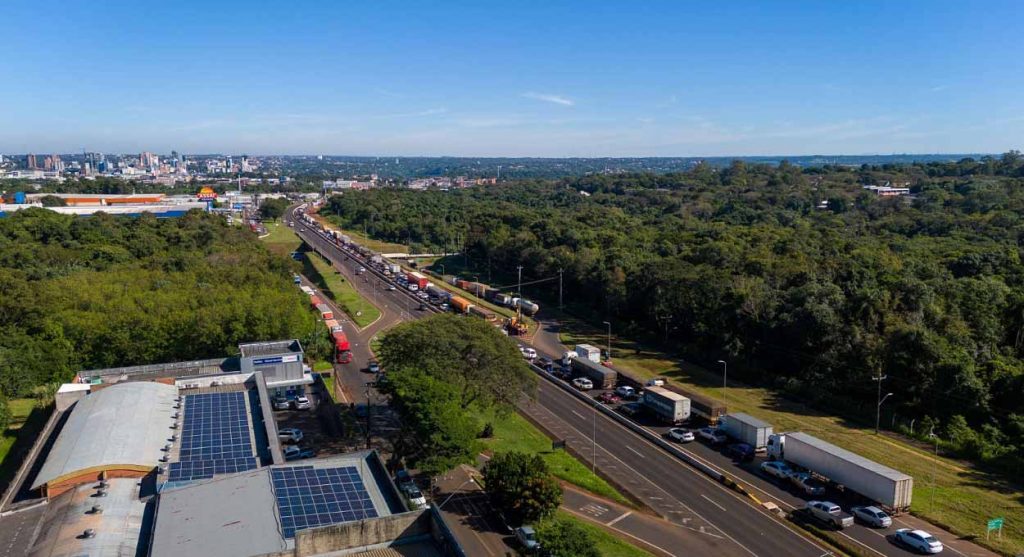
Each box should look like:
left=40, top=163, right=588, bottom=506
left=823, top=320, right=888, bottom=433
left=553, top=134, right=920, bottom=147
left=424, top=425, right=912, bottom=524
left=531, top=367, right=931, bottom=557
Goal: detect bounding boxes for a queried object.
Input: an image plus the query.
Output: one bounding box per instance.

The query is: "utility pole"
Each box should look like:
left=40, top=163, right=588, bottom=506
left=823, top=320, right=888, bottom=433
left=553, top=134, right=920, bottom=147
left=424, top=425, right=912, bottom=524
left=517, top=265, right=523, bottom=296
left=872, top=374, right=887, bottom=434
left=718, top=360, right=727, bottom=390
left=558, top=268, right=564, bottom=310
left=603, top=321, right=612, bottom=361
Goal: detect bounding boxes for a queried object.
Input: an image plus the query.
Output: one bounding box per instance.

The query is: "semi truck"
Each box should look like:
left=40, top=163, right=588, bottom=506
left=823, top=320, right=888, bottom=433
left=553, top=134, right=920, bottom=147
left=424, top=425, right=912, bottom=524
left=406, top=272, right=429, bottom=290
left=317, top=304, right=334, bottom=320
left=469, top=306, right=497, bottom=322
left=570, top=357, right=616, bottom=389
left=425, top=284, right=449, bottom=299
left=489, top=292, right=513, bottom=307
left=512, top=298, right=540, bottom=316
left=642, top=386, right=691, bottom=424
left=718, top=413, right=773, bottom=451
left=767, top=432, right=913, bottom=512
left=575, top=344, right=602, bottom=363
left=449, top=296, right=473, bottom=314
left=387, top=263, right=401, bottom=274
left=309, top=295, right=323, bottom=308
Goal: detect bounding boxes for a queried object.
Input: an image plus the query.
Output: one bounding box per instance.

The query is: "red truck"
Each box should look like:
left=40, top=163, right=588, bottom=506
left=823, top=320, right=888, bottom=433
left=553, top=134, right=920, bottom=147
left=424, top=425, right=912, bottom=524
left=406, top=271, right=429, bottom=290
left=333, top=330, right=352, bottom=364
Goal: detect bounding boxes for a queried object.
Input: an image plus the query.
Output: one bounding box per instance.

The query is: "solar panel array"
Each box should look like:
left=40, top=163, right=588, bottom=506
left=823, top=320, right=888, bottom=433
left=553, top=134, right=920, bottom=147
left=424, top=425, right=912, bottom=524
left=271, top=465, right=379, bottom=538
left=167, top=392, right=257, bottom=482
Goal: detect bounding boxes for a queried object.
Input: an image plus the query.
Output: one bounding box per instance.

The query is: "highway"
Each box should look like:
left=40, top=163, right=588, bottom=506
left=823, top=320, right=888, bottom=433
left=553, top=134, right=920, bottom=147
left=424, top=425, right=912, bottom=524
left=286, top=205, right=841, bottom=557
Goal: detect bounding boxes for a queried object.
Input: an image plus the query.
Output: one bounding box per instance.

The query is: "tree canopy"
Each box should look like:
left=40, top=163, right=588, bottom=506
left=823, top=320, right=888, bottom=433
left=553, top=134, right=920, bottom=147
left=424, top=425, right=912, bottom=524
left=482, top=451, right=562, bottom=526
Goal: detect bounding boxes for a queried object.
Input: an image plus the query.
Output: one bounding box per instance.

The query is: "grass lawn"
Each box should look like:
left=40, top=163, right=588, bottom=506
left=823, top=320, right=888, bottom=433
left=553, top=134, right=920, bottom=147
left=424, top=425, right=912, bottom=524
left=260, top=222, right=303, bottom=256
left=312, top=360, right=334, bottom=372
left=0, top=399, right=48, bottom=494
left=559, top=314, right=1024, bottom=556
left=311, top=214, right=409, bottom=254
left=304, top=253, right=381, bottom=328
left=0, top=399, right=36, bottom=464
left=474, top=407, right=631, bottom=506
left=321, top=375, right=336, bottom=404
left=555, top=511, right=655, bottom=557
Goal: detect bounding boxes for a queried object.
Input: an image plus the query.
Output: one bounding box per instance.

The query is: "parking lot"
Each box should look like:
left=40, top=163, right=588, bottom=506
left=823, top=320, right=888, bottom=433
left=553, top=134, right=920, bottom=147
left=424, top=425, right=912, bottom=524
left=273, top=389, right=356, bottom=460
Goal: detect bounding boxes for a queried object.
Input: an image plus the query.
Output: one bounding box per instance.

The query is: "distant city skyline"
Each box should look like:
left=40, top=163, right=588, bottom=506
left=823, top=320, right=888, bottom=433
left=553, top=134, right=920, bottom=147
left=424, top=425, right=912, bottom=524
left=1, top=1, right=1021, bottom=157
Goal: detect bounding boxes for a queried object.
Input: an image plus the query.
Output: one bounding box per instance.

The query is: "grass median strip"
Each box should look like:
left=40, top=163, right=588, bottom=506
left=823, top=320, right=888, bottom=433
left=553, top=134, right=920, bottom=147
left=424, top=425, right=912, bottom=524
left=474, top=407, right=631, bottom=507
left=260, top=222, right=303, bottom=256
left=559, top=313, right=1024, bottom=556
left=556, top=511, right=656, bottom=557
left=304, top=253, right=380, bottom=329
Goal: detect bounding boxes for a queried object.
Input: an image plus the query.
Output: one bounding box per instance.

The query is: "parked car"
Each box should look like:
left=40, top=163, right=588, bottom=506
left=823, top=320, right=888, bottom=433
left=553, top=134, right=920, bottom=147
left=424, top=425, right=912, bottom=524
left=696, top=427, right=729, bottom=445
left=553, top=367, right=572, bottom=380
left=522, top=347, right=537, bottom=360
left=665, top=428, right=695, bottom=443
left=788, top=472, right=826, bottom=496
left=283, top=446, right=316, bottom=461
left=759, top=460, right=793, bottom=480
left=278, top=428, right=304, bottom=444
left=402, top=485, right=427, bottom=510
left=805, top=501, right=854, bottom=529
left=291, top=395, right=311, bottom=410
left=618, top=402, right=642, bottom=417
left=395, top=469, right=415, bottom=491
left=272, top=396, right=291, bottom=411
left=851, top=506, right=892, bottom=528
left=614, top=385, right=638, bottom=400
left=514, top=526, right=540, bottom=552
left=893, top=529, right=943, bottom=554
left=367, top=361, right=381, bottom=374
left=572, top=377, right=594, bottom=390
left=724, top=442, right=756, bottom=462
left=596, top=392, right=621, bottom=404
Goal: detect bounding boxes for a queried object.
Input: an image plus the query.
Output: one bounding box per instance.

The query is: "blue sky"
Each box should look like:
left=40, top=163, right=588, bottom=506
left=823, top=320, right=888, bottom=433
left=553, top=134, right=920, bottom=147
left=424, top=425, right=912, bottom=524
left=1, top=1, right=1022, bottom=156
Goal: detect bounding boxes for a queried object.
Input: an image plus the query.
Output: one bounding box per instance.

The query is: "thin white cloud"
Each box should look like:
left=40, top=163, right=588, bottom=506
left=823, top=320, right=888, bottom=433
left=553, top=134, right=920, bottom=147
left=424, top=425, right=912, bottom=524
left=523, top=92, right=575, bottom=106
left=929, top=85, right=948, bottom=92
left=376, top=107, right=448, bottom=119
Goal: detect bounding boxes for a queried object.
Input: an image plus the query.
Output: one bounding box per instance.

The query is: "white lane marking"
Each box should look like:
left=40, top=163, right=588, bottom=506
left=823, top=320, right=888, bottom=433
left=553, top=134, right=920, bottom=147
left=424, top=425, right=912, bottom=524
left=606, top=511, right=632, bottom=526
left=626, top=445, right=646, bottom=459
left=700, top=494, right=728, bottom=512
left=836, top=530, right=887, bottom=556
left=571, top=410, right=587, bottom=421
left=563, top=507, right=679, bottom=557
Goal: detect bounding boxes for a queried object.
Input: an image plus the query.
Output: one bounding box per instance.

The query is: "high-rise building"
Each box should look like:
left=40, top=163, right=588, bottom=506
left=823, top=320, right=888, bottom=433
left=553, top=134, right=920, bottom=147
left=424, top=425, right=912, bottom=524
left=27, top=154, right=37, bottom=169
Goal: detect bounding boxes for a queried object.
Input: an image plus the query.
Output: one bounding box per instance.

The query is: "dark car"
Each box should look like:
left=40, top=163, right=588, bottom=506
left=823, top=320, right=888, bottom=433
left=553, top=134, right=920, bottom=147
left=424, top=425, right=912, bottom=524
left=538, top=357, right=554, bottom=372
left=618, top=402, right=642, bottom=417
left=724, top=442, right=756, bottom=462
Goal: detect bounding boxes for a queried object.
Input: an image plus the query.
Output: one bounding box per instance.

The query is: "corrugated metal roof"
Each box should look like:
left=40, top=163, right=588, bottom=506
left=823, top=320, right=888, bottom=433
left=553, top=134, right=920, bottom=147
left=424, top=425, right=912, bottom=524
left=238, top=339, right=303, bottom=358
left=29, top=478, right=148, bottom=557
left=32, top=382, right=178, bottom=490
left=790, top=432, right=911, bottom=481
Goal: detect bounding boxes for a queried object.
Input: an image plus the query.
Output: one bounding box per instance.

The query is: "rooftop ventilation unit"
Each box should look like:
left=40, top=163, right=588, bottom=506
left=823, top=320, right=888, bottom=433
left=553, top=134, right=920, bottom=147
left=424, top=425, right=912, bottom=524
left=88, top=505, right=103, bottom=514
left=159, top=455, right=169, bottom=463
left=96, top=481, right=109, bottom=489
left=172, top=412, right=180, bottom=419
left=162, top=444, right=172, bottom=452
left=170, top=434, right=178, bottom=442
left=157, top=466, right=165, bottom=475
left=95, top=490, right=107, bottom=498
left=170, top=422, right=178, bottom=429
left=82, top=529, right=96, bottom=539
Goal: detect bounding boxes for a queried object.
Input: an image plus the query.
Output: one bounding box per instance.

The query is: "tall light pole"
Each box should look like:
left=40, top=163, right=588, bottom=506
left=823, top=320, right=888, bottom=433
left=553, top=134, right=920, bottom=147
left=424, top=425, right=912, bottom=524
left=876, top=392, right=893, bottom=435
left=717, top=360, right=727, bottom=390
left=558, top=268, right=564, bottom=310
left=602, top=321, right=612, bottom=361
left=872, top=374, right=888, bottom=434
left=517, top=265, right=523, bottom=296
left=928, top=427, right=938, bottom=512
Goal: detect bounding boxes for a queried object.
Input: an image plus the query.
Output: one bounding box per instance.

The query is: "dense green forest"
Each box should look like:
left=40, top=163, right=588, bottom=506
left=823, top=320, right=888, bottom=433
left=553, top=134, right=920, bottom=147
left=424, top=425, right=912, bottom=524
left=322, top=153, right=1024, bottom=471
left=0, top=209, right=314, bottom=399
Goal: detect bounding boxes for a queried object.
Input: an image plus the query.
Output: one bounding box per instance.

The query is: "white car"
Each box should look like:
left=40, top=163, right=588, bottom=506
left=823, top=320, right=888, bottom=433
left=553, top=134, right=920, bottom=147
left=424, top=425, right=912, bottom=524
left=407, top=284, right=419, bottom=292
left=278, top=428, right=304, bottom=444
left=572, top=377, right=594, bottom=390
left=522, top=347, right=537, bottom=360
left=893, top=528, right=943, bottom=554
left=402, top=485, right=427, bottom=510
left=760, top=460, right=793, bottom=480
left=614, top=385, right=637, bottom=399
left=646, top=377, right=665, bottom=387
left=292, top=395, right=311, bottom=410
left=665, top=428, right=694, bottom=443
left=696, top=427, right=728, bottom=444
left=850, top=505, right=892, bottom=528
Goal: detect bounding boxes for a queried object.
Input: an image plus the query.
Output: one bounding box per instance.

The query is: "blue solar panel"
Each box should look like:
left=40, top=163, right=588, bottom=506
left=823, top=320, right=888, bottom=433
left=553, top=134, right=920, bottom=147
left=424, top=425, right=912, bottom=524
left=271, top=466, right=379, bottom=538
left=169, top=392, right=256, bottom=482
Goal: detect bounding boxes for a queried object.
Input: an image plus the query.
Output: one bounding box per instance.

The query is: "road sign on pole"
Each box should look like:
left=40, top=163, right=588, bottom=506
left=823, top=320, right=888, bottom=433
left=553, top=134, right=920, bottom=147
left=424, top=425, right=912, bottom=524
left=986, top=517, right=1004, bottom=540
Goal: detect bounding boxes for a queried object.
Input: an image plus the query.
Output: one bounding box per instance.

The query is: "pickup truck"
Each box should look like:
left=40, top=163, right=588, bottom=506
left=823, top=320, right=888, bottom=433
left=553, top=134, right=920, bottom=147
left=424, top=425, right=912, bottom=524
left=805, top=501, right=854, bottom=529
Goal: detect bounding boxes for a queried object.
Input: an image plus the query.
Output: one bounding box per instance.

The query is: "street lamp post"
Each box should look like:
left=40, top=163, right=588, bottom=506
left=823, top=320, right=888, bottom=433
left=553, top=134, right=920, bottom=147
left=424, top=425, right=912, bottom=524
left=717, top=360, right=727, bottom=390
left=876, top=392, right=894, bottom=435
left=602, top=321, right=612, bottom=361
left=435, top=477, right=477, bottom=510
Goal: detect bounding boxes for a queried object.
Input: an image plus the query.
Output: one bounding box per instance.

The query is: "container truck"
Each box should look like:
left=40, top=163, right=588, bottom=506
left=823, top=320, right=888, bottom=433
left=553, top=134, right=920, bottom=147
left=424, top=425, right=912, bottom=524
left=575, top=344, right=602, bottom=363
left=490, top=292, right=513, bottom=307
left=449, top=296, right=473, bottom=314
left=444, top=275, right=459, bottom=286
left=323, top=319, right=340, bottom=331
left=406, top=272, right=429, bottom=290
left=718, top=413, right=773, bottom=452
left=468, top=282, right=488, bottom=297
left=456, top=279, right=472, bottom=290
left=512, top=298, right=540, bottom=316
left=642, top=386, right=691, bottom=424
left=388, top=263, right=401, bottom=274
left=469, top=306, right=497, bottom=322
left=767, top=432, right=913, bottom=512
left=317, top=304, right=334, bottom=320
left=570, top=357, right=616, bottom=389
left=426, top=284, right=449, bottom=299
left=309, top=295, right=323, bottom=308
left=300, top=285, right=315, bottom=296
left=332, top=330, right=350, bottom=352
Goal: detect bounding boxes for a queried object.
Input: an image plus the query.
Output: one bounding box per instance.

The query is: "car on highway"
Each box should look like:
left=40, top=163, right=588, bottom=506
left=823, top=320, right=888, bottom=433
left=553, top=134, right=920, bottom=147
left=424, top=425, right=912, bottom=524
left=538, top=357, right=554, bottom=371
left=368, top=361, right=381, bottom=374
left=522, top=347, right=537, bottom=360
left=596, top=392, right=621, bottom=404
left=439, top=303, right=449, bottom=311
left=278, top=428, right=304, bottom=443
left=571, top=377, right=593, bottom=390
left=850, top=505, right=892, bottom=528
left=665, top=428, right=695, bottom=443
left=696, top=427, right=729, bottom=445
left=387, top=284, right=396, bottom=291
left=357, top=266, right=366, bottom=273
left=514, top=526, right=540, bottom=552
left=893, top=528, right=943, bottom=554
left=283, top=446, right=316, bottom=461
left=788, top=472, right=826, bottom=496
left=759, top=460, right=793, bottom=480
left=645, top=377, right=666, bottom=387
left=614, top=385, right=638, bottom=400
left=407, top=284, right=419, bottom=292
left=805, top=501, right=853, bottom=529
left=618, top=402, right=642, bottom=417
left=292, top=395, right=311, bottom=410
left=724, top=442, right=756, bottom=461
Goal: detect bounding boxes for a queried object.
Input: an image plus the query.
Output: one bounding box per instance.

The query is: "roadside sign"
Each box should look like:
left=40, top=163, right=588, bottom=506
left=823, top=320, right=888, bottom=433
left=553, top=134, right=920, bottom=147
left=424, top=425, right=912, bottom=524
left=987, top=517, right=1004, bottom=540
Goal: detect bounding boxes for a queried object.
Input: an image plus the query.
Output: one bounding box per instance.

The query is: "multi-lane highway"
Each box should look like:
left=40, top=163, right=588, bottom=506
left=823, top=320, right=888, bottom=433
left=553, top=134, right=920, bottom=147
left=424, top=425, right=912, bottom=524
left=286, top=205, right=996, bottom=557
left=287, top=205, right=839, bottom=556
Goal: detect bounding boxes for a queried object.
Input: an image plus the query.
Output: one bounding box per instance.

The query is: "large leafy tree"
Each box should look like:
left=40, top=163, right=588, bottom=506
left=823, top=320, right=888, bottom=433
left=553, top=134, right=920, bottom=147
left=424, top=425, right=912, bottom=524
left=482, top=451, right=562, bottom=526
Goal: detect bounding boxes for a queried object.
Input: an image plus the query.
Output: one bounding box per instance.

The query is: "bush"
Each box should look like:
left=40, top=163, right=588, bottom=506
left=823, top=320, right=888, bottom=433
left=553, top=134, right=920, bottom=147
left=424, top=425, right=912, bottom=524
left=482, top=451, right=561, bottom=525
left=535, top=516, right=600, bottom=557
